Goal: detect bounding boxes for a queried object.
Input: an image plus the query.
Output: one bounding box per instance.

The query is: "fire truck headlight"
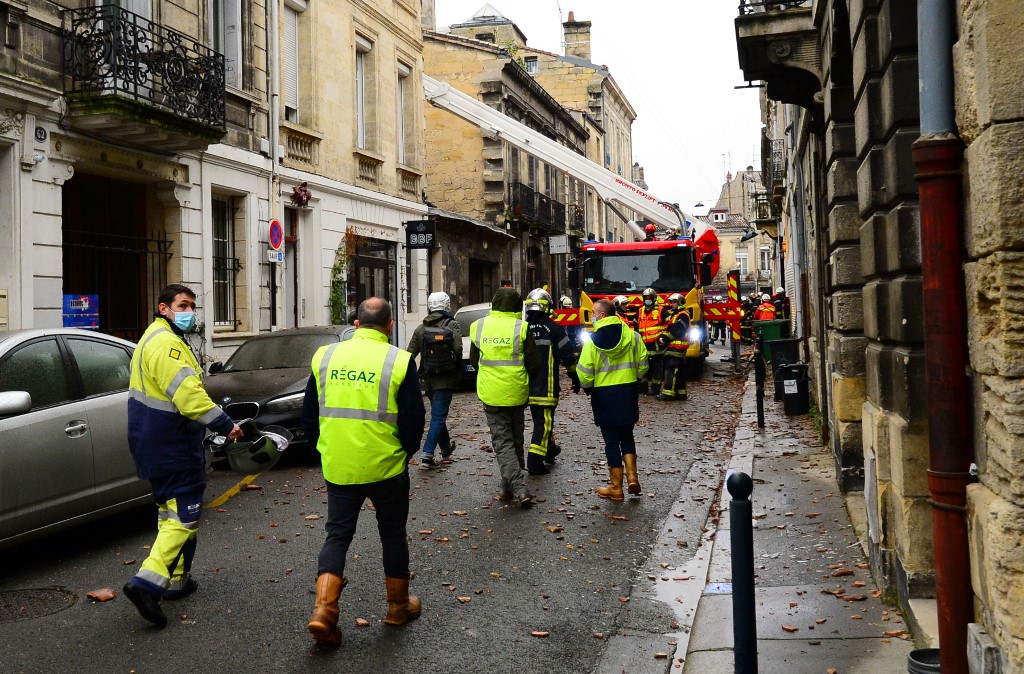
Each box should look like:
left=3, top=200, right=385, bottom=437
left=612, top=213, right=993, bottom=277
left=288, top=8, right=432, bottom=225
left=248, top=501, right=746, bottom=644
left=579, top=330, right=591, bottom=344
left=688, top=327, right=702, bottom=342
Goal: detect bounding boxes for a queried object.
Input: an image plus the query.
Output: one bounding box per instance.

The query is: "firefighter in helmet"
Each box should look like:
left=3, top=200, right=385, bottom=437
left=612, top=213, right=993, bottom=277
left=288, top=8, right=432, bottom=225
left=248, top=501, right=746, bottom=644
left=612, top=295, right=637, bottom=330
left=524, top=288, right=579, bottom=475
left=643, top=223, right=657, bottom=242
left=753, top=293, right=777, bottom=321
left=637, top=287, right=667, bottom=395
left=657, top=293, right=691, bottom=401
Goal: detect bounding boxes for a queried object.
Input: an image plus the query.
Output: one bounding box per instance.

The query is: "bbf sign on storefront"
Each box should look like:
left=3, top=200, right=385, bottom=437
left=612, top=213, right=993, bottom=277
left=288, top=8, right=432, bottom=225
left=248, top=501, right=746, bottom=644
left=405, top=220, right=435, bottom=249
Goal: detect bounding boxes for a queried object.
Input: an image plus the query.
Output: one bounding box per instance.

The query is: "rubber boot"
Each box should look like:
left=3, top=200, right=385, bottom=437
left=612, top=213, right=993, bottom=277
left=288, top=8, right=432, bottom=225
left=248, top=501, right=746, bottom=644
left=623, top=453, right=642, bottom=495
left=597, top=467, right=624, bottom=501
left=307, top=573, right=347, bottom=646
left=384, top=576, right=422, bottom=625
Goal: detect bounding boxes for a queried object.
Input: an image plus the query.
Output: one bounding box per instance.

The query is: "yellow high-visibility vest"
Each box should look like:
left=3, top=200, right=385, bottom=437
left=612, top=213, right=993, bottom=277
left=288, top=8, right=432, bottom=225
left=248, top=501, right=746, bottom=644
left=471, top=310, right=529, bottom=406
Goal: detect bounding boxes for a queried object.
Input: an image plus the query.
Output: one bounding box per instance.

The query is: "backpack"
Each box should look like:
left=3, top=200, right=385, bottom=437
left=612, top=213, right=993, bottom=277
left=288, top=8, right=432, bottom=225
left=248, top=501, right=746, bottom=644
left=422, top=319, right=458, bottom=376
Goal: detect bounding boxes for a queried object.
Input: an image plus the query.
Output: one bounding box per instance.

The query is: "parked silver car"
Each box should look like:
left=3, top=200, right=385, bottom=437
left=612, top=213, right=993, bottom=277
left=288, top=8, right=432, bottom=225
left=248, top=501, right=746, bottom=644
left=452, top=302, right=491, bottom=390
left=0, top=328, right=150, bottom=550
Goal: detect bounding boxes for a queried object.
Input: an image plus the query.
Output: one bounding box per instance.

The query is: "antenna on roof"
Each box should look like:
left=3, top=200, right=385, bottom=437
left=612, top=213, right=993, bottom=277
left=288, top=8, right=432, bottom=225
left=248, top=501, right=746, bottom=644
left=556, top=1, right=564, bottom=51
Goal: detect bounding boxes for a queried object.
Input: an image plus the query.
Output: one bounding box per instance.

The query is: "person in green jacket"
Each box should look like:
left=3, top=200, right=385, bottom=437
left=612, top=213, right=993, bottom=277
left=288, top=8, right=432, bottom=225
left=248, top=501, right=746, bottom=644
left=469, top=287, right=540, bottom=507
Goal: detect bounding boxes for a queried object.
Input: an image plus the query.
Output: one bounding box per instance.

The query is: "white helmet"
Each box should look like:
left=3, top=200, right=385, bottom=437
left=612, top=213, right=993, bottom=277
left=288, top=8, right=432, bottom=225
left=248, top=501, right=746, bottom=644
left=525, top=288, right=553, bottom=314
left=668, top=293, right=684, bottom=303
left=560, top=295, right=573, bottom=308
left=427, top=291, right=451, bottom=313
left=613, top=295, right=630, bottom=310
left=761, top=293, right=771, bottom=302
left=775, top=287, right=785, bottom=295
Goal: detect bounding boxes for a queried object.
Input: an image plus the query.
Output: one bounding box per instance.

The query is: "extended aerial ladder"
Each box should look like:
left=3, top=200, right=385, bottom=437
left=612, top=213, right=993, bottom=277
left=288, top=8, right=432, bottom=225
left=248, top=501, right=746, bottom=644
left=423, top=75, right=708, bottom=241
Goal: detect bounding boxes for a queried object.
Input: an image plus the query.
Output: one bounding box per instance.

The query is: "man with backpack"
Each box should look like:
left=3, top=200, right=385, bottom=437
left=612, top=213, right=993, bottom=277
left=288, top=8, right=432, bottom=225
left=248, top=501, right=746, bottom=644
left=406, top=292, right=463, bottom=469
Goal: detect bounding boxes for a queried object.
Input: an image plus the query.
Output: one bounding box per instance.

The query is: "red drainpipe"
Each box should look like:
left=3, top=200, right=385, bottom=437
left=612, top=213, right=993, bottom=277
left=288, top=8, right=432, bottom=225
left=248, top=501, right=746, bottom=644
left=913, top=136, right=972, bottom=674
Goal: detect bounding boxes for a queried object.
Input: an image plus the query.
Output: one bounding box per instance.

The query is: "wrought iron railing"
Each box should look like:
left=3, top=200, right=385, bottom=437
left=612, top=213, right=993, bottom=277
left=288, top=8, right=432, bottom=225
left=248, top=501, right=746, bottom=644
left=753, top=191, right=773, bottom=221
left=512, top=182, right=537, bottom=221
left=62, top=5, right=225, bottom=128
left=738, top=0, right=811, bottom=15
left=551, top=200, right=566, bottom=233
left=568, top=204, right=585, bottom=232
left=762, top=136, right=786, bottom=190
left=212, top=254, right=240, bottom=327
left=536, top=193, right=553, bottom=227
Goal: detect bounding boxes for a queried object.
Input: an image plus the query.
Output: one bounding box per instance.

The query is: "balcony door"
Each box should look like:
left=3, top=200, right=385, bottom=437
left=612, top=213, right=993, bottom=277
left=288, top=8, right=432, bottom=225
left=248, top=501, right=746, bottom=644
left=97, top=0, right=153, bottom=99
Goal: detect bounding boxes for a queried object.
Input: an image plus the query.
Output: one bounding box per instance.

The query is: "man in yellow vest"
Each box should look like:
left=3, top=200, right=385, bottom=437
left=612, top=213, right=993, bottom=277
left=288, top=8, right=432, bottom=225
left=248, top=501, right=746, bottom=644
left=123, top=284, right=243, bottom=628
left=303, top=298, right=426, bottom=647
left=470, top=287, right=540, bottom=507
left=577, top=299, right=649, bottom=500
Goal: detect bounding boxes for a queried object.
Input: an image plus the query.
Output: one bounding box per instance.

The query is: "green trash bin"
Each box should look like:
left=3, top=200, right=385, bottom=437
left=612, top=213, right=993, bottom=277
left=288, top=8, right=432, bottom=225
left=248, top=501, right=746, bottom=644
left=754, top=320, right=788, bottom=362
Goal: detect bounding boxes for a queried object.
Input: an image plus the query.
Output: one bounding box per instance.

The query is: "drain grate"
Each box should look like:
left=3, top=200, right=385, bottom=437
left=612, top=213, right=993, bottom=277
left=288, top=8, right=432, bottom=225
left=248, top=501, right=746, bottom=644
left=0, top=588, right=77, bottom=622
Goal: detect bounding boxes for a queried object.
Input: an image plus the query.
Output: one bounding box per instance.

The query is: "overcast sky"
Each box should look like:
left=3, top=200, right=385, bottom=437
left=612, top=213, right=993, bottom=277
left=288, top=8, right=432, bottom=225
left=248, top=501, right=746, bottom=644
left=432, top=1, right=764, bottom=215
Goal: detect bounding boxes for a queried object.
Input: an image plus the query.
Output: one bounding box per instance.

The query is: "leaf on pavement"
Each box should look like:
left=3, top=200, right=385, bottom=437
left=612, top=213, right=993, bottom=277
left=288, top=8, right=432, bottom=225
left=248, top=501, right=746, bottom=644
left=654, top=652, right=669, bottom=659
left=831, top=569, right=854, bottom=577
left=815, top=618, right=827, bottom=624
left=781, top=625, right=799, bottom=633
left=355, top=618, right=370, bottom=627
left=86, top=588, right=116, bottom=602
left=457, top=596, right=472, bottom=603
left=531, top=631, right=550, bottom=638
left=304, top=515, right=321, bottom=520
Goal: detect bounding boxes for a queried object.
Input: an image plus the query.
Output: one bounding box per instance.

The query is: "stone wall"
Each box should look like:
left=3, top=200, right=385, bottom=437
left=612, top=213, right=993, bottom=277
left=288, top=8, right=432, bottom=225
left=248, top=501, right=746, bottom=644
left=956, top=0, right=1024, bottom=668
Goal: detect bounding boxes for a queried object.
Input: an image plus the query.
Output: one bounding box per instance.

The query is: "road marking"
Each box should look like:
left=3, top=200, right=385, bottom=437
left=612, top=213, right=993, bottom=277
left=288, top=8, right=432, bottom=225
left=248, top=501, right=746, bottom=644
left=205, top=473, right=260, bottom=509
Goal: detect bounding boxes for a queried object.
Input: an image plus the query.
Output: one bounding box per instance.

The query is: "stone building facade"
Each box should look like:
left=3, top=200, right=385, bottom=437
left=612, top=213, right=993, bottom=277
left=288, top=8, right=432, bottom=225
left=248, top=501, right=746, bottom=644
left=0, top=0, right=428, bottom=362
left=736, top=0, right=1024, bottom=670
left=422, top=27, right=588, bottom=304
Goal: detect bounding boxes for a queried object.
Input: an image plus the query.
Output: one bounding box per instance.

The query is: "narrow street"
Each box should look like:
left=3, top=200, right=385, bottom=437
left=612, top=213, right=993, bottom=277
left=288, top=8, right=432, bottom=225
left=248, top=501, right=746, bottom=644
left=0, top=358, right=744, bottom=673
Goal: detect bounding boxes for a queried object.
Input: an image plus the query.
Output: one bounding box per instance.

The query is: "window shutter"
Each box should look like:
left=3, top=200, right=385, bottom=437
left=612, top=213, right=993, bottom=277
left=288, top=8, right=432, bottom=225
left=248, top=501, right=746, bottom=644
left=223, top=0, right=241, bottom=88
left=283, top=6, right=299, bottom=111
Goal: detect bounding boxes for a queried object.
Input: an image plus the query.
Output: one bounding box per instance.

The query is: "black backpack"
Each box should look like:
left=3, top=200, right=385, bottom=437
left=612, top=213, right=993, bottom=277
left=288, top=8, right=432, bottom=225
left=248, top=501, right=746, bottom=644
left=422, top=319, right=458, bottom=376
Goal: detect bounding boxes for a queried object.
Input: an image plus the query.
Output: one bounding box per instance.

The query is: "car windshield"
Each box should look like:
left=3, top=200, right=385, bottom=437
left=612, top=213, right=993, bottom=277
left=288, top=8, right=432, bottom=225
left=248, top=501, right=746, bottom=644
left=222, top=333, right=339, bottom=372
left=455, top=309, right=490, bottom=336
left=582, top=249, right=695, bottom=295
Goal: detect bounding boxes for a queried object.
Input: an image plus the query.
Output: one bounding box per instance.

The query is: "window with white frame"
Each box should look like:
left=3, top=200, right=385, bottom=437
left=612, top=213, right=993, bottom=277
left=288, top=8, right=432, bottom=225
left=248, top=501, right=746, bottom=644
left=397, top=62, right=412, bottom=165
left=282, top=3, right=301, bottom=122
left=355, top=34, right=374, bottom=150
left=760, top=246, right=771, bottom=271
left=212, top=197, right=238, bottom=327
left=210, top=0, right=242, bottom=89
left=524, top=56, right=538, bottom=74
left=735, top=249, right=749, bottom=276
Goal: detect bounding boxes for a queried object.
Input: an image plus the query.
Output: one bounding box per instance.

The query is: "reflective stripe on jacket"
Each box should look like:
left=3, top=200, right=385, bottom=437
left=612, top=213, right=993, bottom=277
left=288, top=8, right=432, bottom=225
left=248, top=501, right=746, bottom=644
left=471, top=310, right=529, bottom=407
left=637, top=306, right=665, bottom=345
left=127, top=317, right=233, bottom=480
left=312, top=328, right=412, bottom=485
left=754, top=302, right=777, bottom=321
left=577, top=316, right=649, bottom=390
left=526, top=311, right=576, bottom=406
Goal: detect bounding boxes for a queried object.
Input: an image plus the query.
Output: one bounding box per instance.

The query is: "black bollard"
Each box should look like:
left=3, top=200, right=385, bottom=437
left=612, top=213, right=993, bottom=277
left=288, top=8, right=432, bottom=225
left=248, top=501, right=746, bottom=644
left=728, top=471, right=758, bottom=674
left=754, top=345, right=765, bottom=428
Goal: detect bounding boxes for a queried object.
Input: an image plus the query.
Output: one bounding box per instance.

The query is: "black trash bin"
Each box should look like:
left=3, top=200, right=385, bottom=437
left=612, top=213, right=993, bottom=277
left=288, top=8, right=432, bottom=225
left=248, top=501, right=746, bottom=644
left=768, top=338, right=802, bottom=400
left=779, top=363, right=810, bottom=416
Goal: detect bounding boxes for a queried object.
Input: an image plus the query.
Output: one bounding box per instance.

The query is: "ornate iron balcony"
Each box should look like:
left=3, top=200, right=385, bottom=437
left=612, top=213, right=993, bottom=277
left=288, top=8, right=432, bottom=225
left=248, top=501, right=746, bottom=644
left=569, top=204, right=585, bottom=232
left=551, top=200, right=566, bottom=234
left=62, top=5, right=225, bottom=150
left=512, top=182, right=538, bottom=221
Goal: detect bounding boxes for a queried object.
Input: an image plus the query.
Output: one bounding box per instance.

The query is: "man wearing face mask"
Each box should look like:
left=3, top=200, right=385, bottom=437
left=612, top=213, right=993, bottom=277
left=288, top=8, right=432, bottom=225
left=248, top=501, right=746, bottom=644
left=123, top=284, right=243, bottom=628
left=636, top=288, right=667, bottom=395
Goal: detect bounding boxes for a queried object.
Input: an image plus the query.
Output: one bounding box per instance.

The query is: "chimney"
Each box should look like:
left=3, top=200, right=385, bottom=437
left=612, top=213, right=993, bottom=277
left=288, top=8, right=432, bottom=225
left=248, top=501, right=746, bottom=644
left=562, top=11, right=592, bottom=62
left=421, top=0, right=436, bottom=32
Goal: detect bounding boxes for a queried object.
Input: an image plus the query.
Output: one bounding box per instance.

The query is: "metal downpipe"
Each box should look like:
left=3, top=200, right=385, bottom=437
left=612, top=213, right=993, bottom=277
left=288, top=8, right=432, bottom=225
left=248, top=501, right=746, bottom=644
left=915, top=0, right=972, bottom=672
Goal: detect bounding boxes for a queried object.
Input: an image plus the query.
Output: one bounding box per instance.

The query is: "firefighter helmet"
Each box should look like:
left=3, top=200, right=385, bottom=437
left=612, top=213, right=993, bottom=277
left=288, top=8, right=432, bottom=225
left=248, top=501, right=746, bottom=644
left=761, top=293, right=771, bottom=301
left=668, top=293, right=684, bottom=303
left=642, top=288, right=657, bottom=299
left=775, top=287, right=785, bottom=295
left=644, top=223, right=657, bottom=235
left=525, top=288, right=553, bottom=314
left=560, top=295, right=572, bottom=308
left=613, top=295, right=630, bottom=310
left=427, top=291, right=451, bottom=313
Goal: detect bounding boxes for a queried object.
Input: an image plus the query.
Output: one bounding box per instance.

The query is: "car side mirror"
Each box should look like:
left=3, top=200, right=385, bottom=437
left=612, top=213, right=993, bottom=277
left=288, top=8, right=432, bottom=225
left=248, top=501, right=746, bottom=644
left=209, top=362, right=223, bottom=374
left=702, top=253, right=714, bottom=264
left=0, top=390, right=32, bottom=417
left=699, top=263, right=713, bottom=287
left=567, top=257, right=577, bottom=271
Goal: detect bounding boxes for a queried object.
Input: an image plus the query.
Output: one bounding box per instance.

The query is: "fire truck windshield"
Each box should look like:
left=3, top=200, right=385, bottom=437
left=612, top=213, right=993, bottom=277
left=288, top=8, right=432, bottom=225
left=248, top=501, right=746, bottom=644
left=582, top=249, right=695, bottom=296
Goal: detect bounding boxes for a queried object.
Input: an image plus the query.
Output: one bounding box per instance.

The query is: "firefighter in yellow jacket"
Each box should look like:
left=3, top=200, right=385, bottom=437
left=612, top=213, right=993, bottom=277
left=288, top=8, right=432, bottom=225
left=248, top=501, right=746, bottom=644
left=303, top=298, right=426, bottom=646
left=123, top=284, right=242, bottom=628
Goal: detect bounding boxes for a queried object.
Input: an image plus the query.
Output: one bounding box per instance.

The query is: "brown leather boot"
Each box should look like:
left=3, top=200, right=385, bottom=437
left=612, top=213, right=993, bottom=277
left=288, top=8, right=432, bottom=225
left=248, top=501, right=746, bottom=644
left=623, top=454, right=642, bottom=495
left=384, top=576, right=422, bottom=625
left=307, top=573, right=346, bottom=646
left=597, top=467, right=624, bottom=501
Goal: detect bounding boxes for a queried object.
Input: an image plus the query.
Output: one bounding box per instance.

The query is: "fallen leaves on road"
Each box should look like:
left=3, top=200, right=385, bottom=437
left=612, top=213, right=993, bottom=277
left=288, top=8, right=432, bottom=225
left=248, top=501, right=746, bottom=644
left=781, top=625, right=799, bottom=633
left=456, top=596, right=472, bottom=603
left=654, top=652, right=668, bottom=659
left=355, top=618, right=370, bottom=627
left=86, top=588, right=116, bottom=602
left=531, top=630, right=550, bottom=638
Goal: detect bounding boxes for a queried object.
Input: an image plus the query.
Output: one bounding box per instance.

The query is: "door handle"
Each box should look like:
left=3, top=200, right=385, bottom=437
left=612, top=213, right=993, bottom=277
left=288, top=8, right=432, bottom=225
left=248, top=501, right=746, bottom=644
left=65, top=421, right=88, bottom=436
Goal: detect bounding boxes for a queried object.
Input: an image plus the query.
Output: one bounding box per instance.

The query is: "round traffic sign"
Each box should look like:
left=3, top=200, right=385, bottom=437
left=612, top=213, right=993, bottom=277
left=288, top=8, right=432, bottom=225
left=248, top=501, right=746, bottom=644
left=269, top=219, right=283, bottom=250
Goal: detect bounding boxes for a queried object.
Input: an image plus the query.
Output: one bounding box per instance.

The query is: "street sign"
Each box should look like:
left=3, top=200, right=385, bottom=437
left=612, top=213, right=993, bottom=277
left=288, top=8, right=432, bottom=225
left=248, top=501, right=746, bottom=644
left=405, top=219, right=436, bottom=249
left=549, top=234, right=569, bottom=255
left=267, top=249, right=284, bottom=263
left=269, top=219, right=284, bottom=251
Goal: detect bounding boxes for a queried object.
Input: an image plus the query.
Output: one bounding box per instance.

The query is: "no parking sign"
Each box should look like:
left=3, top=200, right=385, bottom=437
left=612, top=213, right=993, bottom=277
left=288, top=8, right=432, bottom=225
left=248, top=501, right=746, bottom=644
left=269, top=219, right=284, bottom=251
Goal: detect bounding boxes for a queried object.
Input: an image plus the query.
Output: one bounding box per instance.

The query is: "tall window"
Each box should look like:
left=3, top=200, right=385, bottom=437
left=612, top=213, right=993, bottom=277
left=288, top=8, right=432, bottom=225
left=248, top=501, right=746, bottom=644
left=355, top=35, right=373, bottom=149
left=210, top=0, right=241, bottom=89
left=282, top=5, right=300, bottom=122
left=397, top=62, right=410, bottom=164
left=760, top=246, right=771, bottom=272
left=735, top=249, right=749, bottom=276
left=527, top=155, right=537, bottom=190
left=212, top=198, right=237, bottom=327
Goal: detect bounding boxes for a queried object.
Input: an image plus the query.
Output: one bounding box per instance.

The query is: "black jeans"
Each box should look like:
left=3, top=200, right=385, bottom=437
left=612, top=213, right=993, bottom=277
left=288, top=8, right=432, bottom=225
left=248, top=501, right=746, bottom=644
left=600, top=424, right=637, bottom=468
left=317, top=471, right=411, bottom=579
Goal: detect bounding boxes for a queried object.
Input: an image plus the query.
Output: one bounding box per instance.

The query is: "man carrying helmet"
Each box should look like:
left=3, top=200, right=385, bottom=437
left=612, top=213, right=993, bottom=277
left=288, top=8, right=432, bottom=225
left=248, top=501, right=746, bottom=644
left=753, top=293, right=778, bottom=321
left=657, top=293, right=691, bottom=401
left=637, top=287, right=667, bottom=395
left=406, top=291, right=463, bottom=469
left=523, top=288, right=580, bottom=475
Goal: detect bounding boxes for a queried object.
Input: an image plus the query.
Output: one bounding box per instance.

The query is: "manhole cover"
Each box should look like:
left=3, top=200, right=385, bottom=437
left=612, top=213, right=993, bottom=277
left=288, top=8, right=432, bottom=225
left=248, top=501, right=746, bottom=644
left=0, top=588, right=77, bottom=622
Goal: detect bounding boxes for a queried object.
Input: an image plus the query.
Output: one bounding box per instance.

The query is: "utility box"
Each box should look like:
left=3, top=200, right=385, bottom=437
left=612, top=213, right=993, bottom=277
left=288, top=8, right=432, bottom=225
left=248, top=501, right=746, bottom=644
left=780, top=362, right=810, bottom=416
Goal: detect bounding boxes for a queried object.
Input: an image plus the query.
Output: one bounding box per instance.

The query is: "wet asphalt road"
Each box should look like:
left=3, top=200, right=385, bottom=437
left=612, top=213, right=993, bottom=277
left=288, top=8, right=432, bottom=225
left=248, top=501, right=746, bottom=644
left=0, top=357, right=745, bottom=674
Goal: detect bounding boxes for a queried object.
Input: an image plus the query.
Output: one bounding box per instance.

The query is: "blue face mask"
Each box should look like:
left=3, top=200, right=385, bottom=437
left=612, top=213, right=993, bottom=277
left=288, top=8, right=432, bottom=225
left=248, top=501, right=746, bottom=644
left=173, top=311, right=196, bottom=333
